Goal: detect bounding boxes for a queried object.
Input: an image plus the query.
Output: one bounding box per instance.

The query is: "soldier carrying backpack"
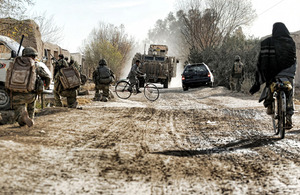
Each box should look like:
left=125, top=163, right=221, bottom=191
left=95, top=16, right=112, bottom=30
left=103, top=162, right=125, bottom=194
left=230, top=55, right=244, bottom=92
left=6, top=47, right=51, bottom=127
left=53, top=54, right=80, bottom=108
left=92, top=59, right=115, bottom=102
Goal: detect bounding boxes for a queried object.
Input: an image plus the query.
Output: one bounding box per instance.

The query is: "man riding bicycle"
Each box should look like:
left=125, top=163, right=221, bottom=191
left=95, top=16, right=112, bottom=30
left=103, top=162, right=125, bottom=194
left=127, top=59, right=145, bottom=93
left=250, top=22, right=297, bottom=129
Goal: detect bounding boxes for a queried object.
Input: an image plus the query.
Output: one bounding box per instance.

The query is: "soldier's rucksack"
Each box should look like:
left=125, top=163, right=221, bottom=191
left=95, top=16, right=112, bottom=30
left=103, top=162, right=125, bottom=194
left=93, top=66, right=113, bottom=85
left=5, top=56, right=37, bottom=93
left=59, top=66, right=81, bottom=89
left=233, top=62, right=243, bottom=75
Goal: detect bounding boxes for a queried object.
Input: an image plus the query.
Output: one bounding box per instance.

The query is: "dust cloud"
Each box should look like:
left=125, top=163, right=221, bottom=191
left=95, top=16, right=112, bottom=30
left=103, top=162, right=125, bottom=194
left=170, top=62, right=184, bottom=88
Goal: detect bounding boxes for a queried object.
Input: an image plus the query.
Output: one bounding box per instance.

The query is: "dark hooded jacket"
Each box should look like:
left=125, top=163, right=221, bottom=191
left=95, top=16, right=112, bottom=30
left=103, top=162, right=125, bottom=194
left=255, top=22, right=296, bottom=85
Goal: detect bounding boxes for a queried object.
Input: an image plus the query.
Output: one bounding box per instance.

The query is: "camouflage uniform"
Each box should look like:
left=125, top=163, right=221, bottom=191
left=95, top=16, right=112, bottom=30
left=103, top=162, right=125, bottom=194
left=12, top=56, right=51, bottom=126
left=93, top=59, right=115, bottom=102
left=94, top=85, right=110, bottom=100
left=53, top=57, right=78, bottom=107
left=230, top=56, right=244, bottom=92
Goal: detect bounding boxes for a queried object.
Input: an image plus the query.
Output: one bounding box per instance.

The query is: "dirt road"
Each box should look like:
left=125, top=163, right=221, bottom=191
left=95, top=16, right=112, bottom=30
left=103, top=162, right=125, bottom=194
left=0, top=86, right=299, bottom=194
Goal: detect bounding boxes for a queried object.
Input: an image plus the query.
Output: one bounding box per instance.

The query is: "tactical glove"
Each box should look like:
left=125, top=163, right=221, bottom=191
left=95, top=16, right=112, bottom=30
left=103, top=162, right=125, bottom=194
left=249, top=83, right=260, bottom=95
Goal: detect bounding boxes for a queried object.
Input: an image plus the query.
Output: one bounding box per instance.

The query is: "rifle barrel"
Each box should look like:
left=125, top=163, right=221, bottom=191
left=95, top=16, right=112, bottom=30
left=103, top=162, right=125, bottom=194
left=17, top=35, right=24, bottom=56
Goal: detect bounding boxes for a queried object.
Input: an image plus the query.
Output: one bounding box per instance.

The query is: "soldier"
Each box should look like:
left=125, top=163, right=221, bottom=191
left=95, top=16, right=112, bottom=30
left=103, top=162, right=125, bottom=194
left=53, top=54, right=78, bottom=108
left=69, top=59, right=75, bottom=67
left=64, top=56, right=69, bottom=64
left=92, top=59, right=115, bottom=102
left=127, top=59, right=144, bottom=93
left=12, top=47, right=51, bottom=127
left=230, top=55, right=244, bottom=92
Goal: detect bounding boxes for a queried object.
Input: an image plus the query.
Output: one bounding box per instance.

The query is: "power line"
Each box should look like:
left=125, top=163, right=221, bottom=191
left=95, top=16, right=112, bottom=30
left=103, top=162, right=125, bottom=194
left=258, top=0, right=287, bottom=16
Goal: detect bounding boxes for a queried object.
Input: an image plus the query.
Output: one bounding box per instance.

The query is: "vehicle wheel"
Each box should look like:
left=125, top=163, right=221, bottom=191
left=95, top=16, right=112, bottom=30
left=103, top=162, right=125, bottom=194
left=0, top=86, right=10, bottom=110
left=183, top=86, right=188, bottom=91
left=278, top=91, right=286, bottom=139
left=163, top=79, right=168, bottom=88
left=144, top=83, right=159, bottom=101
left=115, top=80, right=132, bottom=99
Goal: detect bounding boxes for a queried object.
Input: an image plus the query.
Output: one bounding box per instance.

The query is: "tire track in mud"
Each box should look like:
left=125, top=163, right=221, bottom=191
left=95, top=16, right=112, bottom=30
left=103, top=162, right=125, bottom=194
left=2, top=87, right=300, bottom=194
left=76, top=107, right=152, bottom=150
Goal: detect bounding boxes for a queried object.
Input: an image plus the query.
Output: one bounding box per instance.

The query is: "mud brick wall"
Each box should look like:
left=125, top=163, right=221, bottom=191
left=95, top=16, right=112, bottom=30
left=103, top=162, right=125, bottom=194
left=0, top=18, right=43, bottom=59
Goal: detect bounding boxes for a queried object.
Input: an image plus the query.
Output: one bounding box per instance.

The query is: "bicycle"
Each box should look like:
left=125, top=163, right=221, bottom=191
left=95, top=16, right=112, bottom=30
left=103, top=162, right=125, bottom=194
left=271, top=77, right=292, bottom=139
left=114, top=75, right=160, bottom=101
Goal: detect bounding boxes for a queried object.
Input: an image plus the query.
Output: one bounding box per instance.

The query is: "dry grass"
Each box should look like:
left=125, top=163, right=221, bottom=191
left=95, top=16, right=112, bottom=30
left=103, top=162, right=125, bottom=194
left=81, top=82, right=95, bottom=91
left=77, top=98, right=92, bottom=105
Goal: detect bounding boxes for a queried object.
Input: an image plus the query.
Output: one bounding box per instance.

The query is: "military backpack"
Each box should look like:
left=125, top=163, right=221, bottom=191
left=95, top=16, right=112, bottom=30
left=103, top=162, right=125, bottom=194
left=5, top=56, right=37, bottom=93
left=93, top=66, right=113, bottom=85
left=59, top=66, right=81, bottom=89
left=233, top=62, right=243, bottom=75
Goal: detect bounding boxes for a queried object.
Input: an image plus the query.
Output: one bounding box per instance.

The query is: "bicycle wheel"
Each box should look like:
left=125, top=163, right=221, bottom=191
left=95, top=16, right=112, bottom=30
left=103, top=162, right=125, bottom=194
left=115, top=80, right=132, bottom=99
left=278, top=91, right=286, bottom=139
left=272, top=99, right=279, bottom=135
left=144, top=83, right=159, bottom=101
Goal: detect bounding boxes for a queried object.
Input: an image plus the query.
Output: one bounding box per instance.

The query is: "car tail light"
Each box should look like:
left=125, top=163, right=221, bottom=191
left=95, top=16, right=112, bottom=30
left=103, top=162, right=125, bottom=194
left=182, top=75, right=185, bottom=80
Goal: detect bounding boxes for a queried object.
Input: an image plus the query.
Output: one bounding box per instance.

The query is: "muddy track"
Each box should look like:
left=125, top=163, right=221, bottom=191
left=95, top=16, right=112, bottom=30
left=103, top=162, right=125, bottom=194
left=0, top=86, right=299, bottom=194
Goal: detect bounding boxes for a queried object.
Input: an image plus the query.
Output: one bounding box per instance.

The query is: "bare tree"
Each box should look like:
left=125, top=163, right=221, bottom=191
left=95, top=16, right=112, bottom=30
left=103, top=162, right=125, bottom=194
left=177, top=0, right=256, bottom=51
left=83, top=22, right=135, bottom=79
left=34, top=12, right=64, bottom=44
left=0, top=0, right=34, bottom=19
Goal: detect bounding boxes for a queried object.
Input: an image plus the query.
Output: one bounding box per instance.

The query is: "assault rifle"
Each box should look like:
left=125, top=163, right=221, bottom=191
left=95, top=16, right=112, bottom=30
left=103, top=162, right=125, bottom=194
left=49, top=53, right=58, bottom=63
left=17, top=35, right=24, bottom=56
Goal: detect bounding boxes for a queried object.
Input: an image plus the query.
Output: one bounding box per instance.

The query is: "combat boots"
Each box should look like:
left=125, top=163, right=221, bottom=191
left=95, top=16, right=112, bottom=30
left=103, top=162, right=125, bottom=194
left=68, top=101, right=78, bottom=108
left=18, top=110, right=33, bottom=127
left=92, top=97, right=101, bottom=101
left=101, top=96, right=108, bottom=102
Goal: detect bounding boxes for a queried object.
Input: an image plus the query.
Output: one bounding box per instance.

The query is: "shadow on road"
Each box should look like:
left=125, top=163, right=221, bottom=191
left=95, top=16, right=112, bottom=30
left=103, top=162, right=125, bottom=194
left=152, top=137, right=282, bottom=157
left=286, top=129, right=300, bottom=135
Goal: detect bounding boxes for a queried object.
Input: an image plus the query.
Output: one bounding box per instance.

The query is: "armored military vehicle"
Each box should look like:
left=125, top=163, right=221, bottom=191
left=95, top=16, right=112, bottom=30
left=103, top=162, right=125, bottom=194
left=132, top=44, right=178, bottom=88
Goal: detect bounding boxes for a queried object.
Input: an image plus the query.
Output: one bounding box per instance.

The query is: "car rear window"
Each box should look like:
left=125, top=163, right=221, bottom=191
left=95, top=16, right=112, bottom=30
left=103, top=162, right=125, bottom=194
left=184, top=65, right=207, bottom=73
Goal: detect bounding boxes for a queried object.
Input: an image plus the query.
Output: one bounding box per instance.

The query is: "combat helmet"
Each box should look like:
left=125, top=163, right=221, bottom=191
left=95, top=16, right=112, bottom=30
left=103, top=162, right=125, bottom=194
left=99, top=59, right=107, bottom=66
left=22, top=47, right=38, bottom=57
left=235, top=55, right=241, bottom=61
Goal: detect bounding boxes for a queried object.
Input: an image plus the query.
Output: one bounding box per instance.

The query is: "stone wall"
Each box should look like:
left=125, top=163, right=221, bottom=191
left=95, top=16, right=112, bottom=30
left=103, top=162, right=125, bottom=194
left=43, top=42, right=71, bottom=78
left=0, top=18, right=43, bottom=59
left=0, top=18, right=75, bottom=79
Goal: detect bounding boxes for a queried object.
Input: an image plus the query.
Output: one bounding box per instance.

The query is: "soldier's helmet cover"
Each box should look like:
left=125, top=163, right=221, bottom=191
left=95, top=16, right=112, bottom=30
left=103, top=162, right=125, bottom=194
left=22, top=47, right=38, bottom=57
left=99, top=59, right=107, bottom=66
left=59, top=54, right=64, bottom=58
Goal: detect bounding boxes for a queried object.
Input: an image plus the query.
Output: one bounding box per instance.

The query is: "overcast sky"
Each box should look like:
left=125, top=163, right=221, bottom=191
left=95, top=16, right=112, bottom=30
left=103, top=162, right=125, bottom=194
left=26, top=0, right=300, bottom=53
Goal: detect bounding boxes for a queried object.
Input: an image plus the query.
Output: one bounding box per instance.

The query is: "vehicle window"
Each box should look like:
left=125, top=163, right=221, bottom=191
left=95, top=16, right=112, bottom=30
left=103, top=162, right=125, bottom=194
left=184, top=65, right=207, bottom=73
left=155, top=57, right=165, bottom=61
left=0, top=42, right=11, bottom=60
left=145, top=56, right=154, bottom=61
